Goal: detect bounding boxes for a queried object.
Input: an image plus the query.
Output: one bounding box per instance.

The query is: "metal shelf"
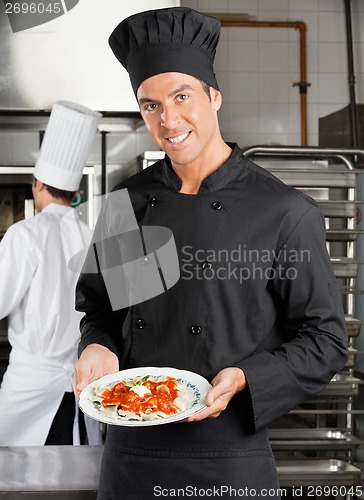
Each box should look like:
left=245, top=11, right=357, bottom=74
left=245, top=146, right=363, bottom=479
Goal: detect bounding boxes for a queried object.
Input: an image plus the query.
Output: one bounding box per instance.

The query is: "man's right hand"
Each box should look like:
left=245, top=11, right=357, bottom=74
left=73, top=343, right=119, bottom=398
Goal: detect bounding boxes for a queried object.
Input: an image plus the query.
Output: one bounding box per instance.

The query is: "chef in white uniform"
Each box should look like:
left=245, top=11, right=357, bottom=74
left=0, top=101, right=101, bottom=445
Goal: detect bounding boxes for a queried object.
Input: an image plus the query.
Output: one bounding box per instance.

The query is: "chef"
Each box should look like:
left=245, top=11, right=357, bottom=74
left=0, top=101, right=101, bottom=445
left=73, top=7, right=348, bottom=498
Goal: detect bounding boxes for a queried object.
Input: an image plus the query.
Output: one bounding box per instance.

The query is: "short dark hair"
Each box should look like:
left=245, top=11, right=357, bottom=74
left=200, top=80, right=211, bottom=101
left=33, top=176, right=76, bottom=202
left=45, top=184, right=76, bottom=202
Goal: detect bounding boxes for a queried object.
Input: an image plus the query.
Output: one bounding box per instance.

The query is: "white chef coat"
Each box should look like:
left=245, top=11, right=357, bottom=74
left=0, top=203, right=89, bottom=445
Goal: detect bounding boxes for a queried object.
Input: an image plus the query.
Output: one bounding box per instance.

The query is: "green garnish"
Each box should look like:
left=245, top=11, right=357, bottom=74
left=125, top=375, right=150, bottom=387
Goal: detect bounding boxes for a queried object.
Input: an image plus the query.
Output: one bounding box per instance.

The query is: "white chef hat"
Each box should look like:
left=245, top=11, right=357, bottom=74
left=34, top=101, right=102, bottom=191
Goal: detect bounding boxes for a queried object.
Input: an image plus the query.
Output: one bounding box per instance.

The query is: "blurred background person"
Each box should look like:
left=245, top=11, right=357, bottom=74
left=0, top=101, right=101, bottom=445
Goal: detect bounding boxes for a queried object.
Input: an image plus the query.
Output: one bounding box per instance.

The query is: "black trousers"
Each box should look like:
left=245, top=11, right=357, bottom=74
left=44, top=392, right=79, bottom=445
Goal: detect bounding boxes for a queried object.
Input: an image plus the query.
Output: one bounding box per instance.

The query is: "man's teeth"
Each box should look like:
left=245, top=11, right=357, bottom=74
left=167, top=132, right=189, bottom=144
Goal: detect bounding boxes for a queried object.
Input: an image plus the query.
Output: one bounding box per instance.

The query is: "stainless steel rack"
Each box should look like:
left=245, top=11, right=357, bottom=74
left=244, top=146, right=364, bottom=493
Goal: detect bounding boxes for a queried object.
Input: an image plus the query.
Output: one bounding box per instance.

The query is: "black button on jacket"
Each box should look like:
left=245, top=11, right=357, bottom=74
left=76, top=143, right=347, bottom=436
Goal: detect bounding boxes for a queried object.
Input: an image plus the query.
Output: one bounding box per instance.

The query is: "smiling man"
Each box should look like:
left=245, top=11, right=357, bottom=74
left=137, top=74, right=231, bottom=195
left=73, top=7, right=347, bottom=499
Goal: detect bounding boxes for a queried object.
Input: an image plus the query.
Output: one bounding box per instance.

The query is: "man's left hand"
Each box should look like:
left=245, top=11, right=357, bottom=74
left=187, top=367, right=246, bottom=422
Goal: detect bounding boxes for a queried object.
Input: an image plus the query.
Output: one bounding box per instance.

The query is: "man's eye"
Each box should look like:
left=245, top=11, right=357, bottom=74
left=145, top=103, right=158, bottom=112
left=177, top=94, right=189, bottom=102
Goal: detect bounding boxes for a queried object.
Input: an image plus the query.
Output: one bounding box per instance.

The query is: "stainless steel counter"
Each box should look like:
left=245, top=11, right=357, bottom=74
left=0, top=445, right=103, bottom=498
left=0, top=446, right=362, bottom=497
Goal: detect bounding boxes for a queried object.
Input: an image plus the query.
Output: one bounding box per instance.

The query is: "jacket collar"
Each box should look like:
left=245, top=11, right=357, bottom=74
left=161, top=142, right=243, bottom=194
left=41, top=203, right=73, bottom=214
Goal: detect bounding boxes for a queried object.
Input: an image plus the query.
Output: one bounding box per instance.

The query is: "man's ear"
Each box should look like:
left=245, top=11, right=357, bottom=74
left=33, top=178, right=47, bottom=192
left=210, top=87, right=222, bottom=112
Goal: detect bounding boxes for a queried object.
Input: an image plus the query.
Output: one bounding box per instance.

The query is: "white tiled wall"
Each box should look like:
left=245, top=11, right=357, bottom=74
left=182, top=0, right=364, bottom=147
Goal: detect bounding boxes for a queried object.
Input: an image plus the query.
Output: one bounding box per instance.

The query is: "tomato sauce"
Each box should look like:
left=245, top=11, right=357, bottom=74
left=101, top=377, right=180, bottom=415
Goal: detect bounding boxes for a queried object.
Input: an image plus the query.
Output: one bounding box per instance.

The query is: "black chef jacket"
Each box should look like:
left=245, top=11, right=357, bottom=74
left=76, top=143, right=347, bottom=497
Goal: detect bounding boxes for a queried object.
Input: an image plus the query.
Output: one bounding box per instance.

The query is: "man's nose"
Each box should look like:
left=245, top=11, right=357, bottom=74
left=161, top=105, right=180, bottom=128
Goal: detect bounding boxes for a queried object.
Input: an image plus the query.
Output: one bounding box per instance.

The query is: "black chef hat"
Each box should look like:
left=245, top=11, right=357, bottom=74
left=109, top=7, right=221, bottom=95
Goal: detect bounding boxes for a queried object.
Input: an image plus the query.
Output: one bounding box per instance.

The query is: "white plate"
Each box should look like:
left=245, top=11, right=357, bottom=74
left=79, top=366, right=212, bottom=426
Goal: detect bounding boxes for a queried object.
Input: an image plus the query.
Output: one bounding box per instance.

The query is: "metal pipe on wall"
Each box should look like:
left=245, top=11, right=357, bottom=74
left=344, top=0, right=359, bottom=148
left=101, top=131, right=108, bottom=196
left=209, top=15, right=309, bottom=146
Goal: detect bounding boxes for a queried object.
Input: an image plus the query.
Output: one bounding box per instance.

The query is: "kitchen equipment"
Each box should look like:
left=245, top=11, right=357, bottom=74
left=0, top=173, right=34, bottom=239
left=244, top=146, right=364, bottom=485
left=270, top=428, right=361, bottom=451
left=0, top=165, right=96, bottom=229
left=276, top=459, right=361, bottom=488
left=138, top=151, right=166, bottom=170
